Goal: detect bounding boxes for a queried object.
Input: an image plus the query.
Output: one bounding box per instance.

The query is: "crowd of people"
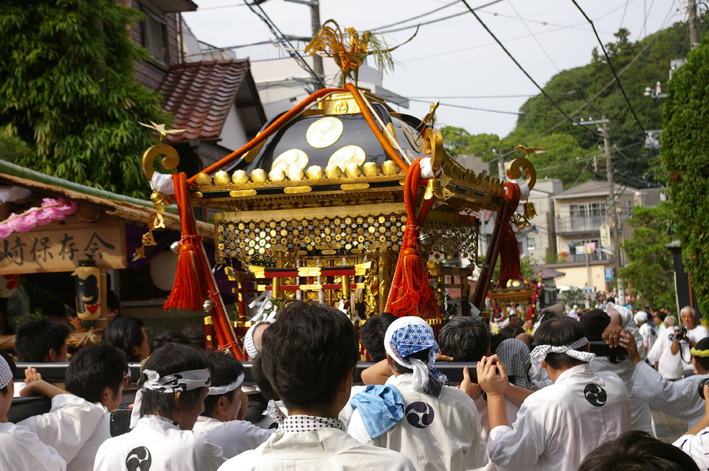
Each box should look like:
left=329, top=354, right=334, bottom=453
left=1, top=299, right=708, bottom=471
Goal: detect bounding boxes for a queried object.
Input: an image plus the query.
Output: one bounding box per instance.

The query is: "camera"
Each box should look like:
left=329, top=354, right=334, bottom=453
left=676, top=325, right=688, bottom=342
left=698, top=377, right=709, bottom=400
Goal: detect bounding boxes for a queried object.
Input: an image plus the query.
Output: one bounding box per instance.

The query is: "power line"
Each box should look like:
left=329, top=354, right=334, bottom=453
left=408, top=98, right=566, bottom=118
left=506, top=0, right=560, bottom=72
left=408, top=92, right=573, bottom=99
left=460, top=0, right=594, bottom=136
left=570, top=0, right=645, bottom=134
left=370, top=0, right=463, bottom=32
left=377, top=0, right=502, bottom=34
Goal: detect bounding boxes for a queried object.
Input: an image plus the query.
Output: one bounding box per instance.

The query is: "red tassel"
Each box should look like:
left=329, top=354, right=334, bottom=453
left=385, top=160, right=441, bottom=319
left=163, top=173, right=209, bottom=311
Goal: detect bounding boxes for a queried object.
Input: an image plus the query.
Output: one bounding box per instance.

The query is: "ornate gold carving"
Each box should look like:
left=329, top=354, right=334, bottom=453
left=142, top=143, right=180, bottom=181
left=284, top=186, right=312, bottom=194
left=325, top=164, right=343, bottom=179
left=506, top=158, right=537, bottom=190
left=344, top=162, right=362, bottom=178
left=328, top=145, right=366, bottom=171
left=400, top=121, right=422, bottom=153
left=269, top=168, right=286, bottom=182
left=341, top=183, right=370, bottom=190
left=213, top=170, right=231, bottom=186
left=306, top=117, right=344, bottom=148
left=194, top=172, right=212, bottom=185
left=362, top=162, right=380, bottom=177
left=287, top=167, right=305, bottom=181
left=306, top=165, right=323, bottom=180
left=381, top=160, right=400, bottom=175
left=232, top=170, right=249, bottom=184
left=230, top=190, right=257, bottom=197
left=319, top=92, right=360, bottom=115
left=251, top=169, right=267, bottom=183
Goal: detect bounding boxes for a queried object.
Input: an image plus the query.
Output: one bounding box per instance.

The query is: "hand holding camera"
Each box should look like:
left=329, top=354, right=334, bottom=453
left=476, top=354, right=508, bottom=398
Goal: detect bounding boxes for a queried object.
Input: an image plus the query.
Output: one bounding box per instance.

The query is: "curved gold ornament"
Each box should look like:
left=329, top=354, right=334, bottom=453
left=194, top=172, right=212, bottom=185
left=142, top=144, right=180, bottom=181
left=250, top=168, right=268, bottom=183
left=232, top=170, right=249, bottom=184
left=306, top=165, right=323, bottom=180
left=213, top=170, right=231, bottom=186
left=325, top=164, right=343, bottom=179
left=272, top=149, right=309, bottom=174
left=421, top=127, right=444, bottom=171
left=306, top=117, right=344, bottom=149
left=506, top=158, right=537, bottom=190
left=381, top=160, right=400, bottom=175
left=328, top=145, right=366, bottom=171
left=362, top=162, right=381, bottom=177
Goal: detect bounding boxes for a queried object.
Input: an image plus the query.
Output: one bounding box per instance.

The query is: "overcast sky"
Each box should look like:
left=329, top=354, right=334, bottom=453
left=184, top=0, right=685, bottom=138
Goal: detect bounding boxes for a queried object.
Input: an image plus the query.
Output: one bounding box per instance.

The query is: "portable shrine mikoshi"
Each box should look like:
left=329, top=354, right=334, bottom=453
left=140, top=23, right=537, bottom=356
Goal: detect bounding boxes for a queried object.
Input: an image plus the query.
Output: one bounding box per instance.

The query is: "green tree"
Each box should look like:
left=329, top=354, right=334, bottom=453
left=619, top=203, right=676, bottom=311
left=662, top=35, right=709, bottom=320
left=0, top=0, right=172, bottom=198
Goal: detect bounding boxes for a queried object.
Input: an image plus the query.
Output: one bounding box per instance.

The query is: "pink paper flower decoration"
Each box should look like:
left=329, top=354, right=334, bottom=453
left=0, top=198, right=79, bottom=240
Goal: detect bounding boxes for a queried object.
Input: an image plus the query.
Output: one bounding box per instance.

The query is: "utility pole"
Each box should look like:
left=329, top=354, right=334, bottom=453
left=285, top=0, right=323, bottom=88
left=574, top=115, right=624, bottom=302
left=497, top=148, right=506, bottom=182
left=689, top=0, right=700, bottom=49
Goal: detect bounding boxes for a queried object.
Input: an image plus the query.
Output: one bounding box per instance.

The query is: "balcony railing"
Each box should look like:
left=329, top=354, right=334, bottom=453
left=555, top=216, right=606, bottom=233
left=560, top=252, right=613, bottom=264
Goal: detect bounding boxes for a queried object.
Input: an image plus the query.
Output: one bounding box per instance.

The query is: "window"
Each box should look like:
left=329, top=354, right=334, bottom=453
left=527, top=236, right=536, bottom=250
left=570, top=203, right=606, bottom=218
left=144, top=9, right=168, bottom=65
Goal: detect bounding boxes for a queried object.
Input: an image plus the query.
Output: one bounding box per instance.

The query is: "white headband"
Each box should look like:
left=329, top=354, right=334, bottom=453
left=208, top=372, right=245, bottom=396
left=530, top=337, right=595, bottom=375
left=0, top=356, right=12, bottom=390
left=130, top=368, right=211, bottom=429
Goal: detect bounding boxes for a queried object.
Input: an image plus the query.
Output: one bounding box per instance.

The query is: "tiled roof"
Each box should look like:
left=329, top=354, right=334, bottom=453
left=158, top=59, right=256, bottom=142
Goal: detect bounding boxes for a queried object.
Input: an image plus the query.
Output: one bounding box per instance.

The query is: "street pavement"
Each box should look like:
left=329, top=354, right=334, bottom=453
left=652, top=408, right=688, bottom=443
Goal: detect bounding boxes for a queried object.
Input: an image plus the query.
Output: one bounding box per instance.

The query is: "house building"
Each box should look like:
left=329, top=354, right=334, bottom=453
left=129, top=1, right=267, bottom=176
left=543, top=180, right=663, bottom=293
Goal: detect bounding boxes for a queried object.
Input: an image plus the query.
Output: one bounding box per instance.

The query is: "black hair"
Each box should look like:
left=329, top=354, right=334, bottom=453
left=149, top=330, right=193, bottom=354
left=257, top=300, right=358, bottom=411
left=656, top=312, right=667, bottom=322
left=578, top=431, right=699, bottom=471
left=359, top=314, right=396, bottom=362
left=203, top=352, right=244, bottom=417
left=0, top=298, right=13, bottom=335
left=490, top=333, right=509, bottom=354
left=534, top=317, right=587, bottom=370
left=14, top=316, right=71, bottom=362
left=607, top=297, right=616, bottom=304
left=693, top=338, right=709, bottom=372
left=391, top=348, right=430, bottom=375
left=107, top=290, right=121, bottom=312
left=140, top=343, right=211, bottom=422
left=0, top=349, right=16, bottom=396
left=182, top=325, right=206, bottom=351
left=438, top=316, right=490, bottom=362
left=578, top=309, right=610, bottom=341
left=43, top=302, right=68, bottom=322
left=252, top=355, right=279, bottom=401
left=102, top=316, right=145, bottom=362
left=65, top=345, right=127, bottom=403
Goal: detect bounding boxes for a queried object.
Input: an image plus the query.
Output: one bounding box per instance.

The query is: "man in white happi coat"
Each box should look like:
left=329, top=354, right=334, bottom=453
left=647, top=319, right=684, bottom=380
left=19, top=345, right=127, bottom=471
left=634, top=311, right=656, bottom=354
left=621, top=331, right=709, bottom=429
left=0, top=349, right=66, bottom=471
left=219, top=301, right=414, bottom=471
left=679, top=306, right=709, bottom=374
left=673, top=381, right=709, bottom=470
left=578, top=304, right=652, bottom=434
left=479, top=317, right=632, bottom=471
left=194, top=351, right=273, bottom=458
left=94, top=343, right=225, bottom=471
left=348, top=316, right=487, bottom=471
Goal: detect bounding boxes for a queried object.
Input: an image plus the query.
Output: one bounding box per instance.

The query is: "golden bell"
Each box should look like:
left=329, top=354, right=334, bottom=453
left=251, top=168, right=267, bottom=183
left=306, top=165, right=323, bottom=180
left=362, top=162, right=381, bottom=177
left=232, top=170, right=249, bottom=184
left=423, top=179, right=443, bottom=200
left=269, top=168, right=286, bottom=182
left=344, top=162, right=362, bottom=178
left=325, top=164, right=342, bottom=179
left=194, top=172, right=212, bottom=185
left=213, top=170, right=231, bottom=186
left=287, top=167, right=305, bottom=181
left=524, top=202, right=537, bottom=219
left=381, top=160, right=400, bottom=175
